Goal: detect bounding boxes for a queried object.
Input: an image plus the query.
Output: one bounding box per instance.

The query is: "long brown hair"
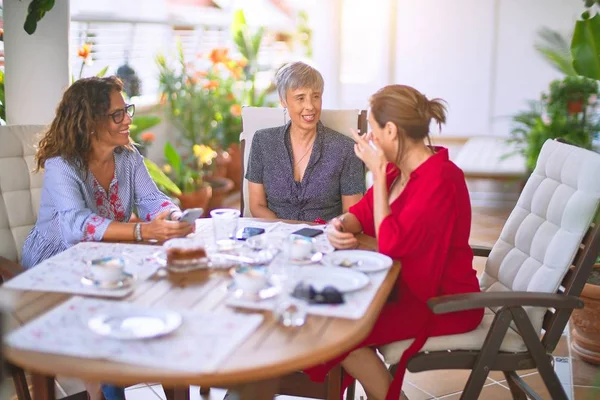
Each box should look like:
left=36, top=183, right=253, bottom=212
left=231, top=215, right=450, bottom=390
left=369, top=84, right=447, bottom=164
left=35, top=76, right=126, bottom=172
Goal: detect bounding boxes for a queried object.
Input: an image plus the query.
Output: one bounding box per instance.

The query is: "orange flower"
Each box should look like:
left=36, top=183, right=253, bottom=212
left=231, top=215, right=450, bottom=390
left=237, top=57, right=248, bottom=68
left=194, top=70, right=209, bottom=79
left=226, top=61, right=243, bottom=80
left=209, top=48, right=229, bottom=64
left=140, top=132, right=156, bottom=142
left=203, top=80, right=219, bottom=90
left=230, top=104, right=242, bottom=117
left=77, top=43, right=92, bottom=61
left=226, top=93, right=236, bottom=101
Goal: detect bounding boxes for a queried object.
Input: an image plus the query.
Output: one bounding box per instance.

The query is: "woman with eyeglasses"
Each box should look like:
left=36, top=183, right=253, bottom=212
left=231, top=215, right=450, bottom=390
left=21, top=76, right=194, bottom=400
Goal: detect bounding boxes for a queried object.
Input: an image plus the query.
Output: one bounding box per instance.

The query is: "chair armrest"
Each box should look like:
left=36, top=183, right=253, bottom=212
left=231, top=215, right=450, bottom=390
left=427, top=291, right=584, bottom=314
left=471, top=245, right=492, bottom=257
left=0, top=256, right=24, bottom=283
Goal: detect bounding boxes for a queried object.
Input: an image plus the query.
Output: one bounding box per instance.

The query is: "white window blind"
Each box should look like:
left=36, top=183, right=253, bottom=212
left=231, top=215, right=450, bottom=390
left=70, top=18, right=295, bottom=102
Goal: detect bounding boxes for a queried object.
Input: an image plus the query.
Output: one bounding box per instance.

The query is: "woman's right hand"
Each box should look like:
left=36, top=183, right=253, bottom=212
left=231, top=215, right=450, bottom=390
left=327, top=217, right=359, bottom=249
left=143, top=210, right=194, bottom=241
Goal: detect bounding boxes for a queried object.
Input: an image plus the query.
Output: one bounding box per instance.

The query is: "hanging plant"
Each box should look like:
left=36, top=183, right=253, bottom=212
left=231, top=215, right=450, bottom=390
left=23, top=0, right=55, bottom=35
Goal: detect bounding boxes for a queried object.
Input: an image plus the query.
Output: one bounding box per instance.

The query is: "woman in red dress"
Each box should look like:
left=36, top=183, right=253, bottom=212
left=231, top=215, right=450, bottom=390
left=306, top=85, right=484, bottom=400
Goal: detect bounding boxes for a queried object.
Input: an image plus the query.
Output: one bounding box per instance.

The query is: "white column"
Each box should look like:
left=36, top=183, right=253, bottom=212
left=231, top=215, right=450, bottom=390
left=310, top=0, right=342, bottom=108
left=4, top=0, right=71, bottom=125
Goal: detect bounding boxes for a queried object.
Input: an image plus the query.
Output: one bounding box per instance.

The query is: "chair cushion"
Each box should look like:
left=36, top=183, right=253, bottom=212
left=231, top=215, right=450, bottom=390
left=239, top=107, right=361, bottom=217
left=481, top=140, right=600, bottom=334
left=379, top=308, right=526, bottom=365
left=0, top=125, right=46, bottom=262
left=240, top=107, right=287, bottom=217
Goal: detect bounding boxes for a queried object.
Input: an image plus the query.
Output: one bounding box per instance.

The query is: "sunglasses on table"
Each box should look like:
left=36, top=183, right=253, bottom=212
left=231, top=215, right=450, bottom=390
left=107, top=104, right=135, bottom=124
left=292, top=281, right=344, bottom=305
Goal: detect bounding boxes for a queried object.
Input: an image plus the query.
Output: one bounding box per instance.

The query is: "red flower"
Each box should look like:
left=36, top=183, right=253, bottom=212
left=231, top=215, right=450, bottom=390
left=86, top=225, right=96, bottom=235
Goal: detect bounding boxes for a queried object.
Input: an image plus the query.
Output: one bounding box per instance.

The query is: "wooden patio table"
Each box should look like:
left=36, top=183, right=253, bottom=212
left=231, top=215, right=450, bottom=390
left=2, top=218, right=401, bottom=400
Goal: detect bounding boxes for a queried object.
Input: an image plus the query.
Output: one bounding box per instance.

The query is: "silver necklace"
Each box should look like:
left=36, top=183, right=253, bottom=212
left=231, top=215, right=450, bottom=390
left=294, top=140, right=315, bottom=167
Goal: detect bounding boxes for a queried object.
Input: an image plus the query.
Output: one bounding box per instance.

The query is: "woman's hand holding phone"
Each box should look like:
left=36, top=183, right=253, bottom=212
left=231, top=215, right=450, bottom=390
left=326, top=217, right=359, bottom=249
left=141, top=209, right=195, bottom=241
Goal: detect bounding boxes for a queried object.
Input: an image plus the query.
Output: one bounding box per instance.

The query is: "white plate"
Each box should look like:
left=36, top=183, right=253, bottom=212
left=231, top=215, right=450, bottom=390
left=292, top=266, right=370, bottom=293
left=322, top=250, right=393, bottom=273
left=88, top=309, right=182, bottom=340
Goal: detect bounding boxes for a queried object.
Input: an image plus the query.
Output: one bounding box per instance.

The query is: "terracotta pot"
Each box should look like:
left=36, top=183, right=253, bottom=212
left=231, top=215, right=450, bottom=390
left=205, top=176, right=234, bottom=212
left=212, top=150, right=231, bottom=179
left=175, top=185, right=212, bottom=214
left=571, top=263, right=600, bottom=365
left=226, top=143, right=242, bottom=192
left=568, top=100, right=584, bottom=114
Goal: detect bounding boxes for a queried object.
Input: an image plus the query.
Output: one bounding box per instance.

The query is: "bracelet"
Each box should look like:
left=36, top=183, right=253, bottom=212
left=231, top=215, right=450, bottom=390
left=134, top=223, right=143, bottom=242
left=167, top=209, right=178, bottom=221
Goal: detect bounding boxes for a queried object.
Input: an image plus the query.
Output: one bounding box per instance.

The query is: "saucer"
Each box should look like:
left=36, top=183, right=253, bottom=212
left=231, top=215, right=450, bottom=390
left=287, top=251, right=323, bottom=265
left=81, top=272, right=135, bottom=290
left=226, top=281, right=280, bottom=300
left=88, top=309, right=182, bottom=339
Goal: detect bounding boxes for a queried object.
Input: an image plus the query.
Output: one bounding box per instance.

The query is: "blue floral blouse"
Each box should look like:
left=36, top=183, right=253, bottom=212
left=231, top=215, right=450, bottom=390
left=21, top=147, right=178, bottom=268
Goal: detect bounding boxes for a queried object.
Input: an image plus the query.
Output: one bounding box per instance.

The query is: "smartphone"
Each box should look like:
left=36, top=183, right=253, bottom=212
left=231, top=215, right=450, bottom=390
left=179, top=208, right=203, bottom=225
left=236, top=227, right=266, bottom=240
left=292, top=227, right=324, bottom=238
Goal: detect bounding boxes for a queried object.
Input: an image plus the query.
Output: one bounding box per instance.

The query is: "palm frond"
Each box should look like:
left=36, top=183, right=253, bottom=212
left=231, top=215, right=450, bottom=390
left=534, top=27, right=577, bottom=76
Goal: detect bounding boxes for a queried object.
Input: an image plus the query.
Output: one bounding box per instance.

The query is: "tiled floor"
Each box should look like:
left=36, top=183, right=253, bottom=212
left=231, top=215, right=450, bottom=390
left=4, top=205, right=600, bottom=399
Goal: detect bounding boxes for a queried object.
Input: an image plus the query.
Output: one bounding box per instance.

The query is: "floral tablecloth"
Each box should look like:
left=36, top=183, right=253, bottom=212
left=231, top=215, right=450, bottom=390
left=6, top=297, right=263, bottom=373
left=226, top=268, right=388, bottom=320
left=4, top=243, right=163, bottom=298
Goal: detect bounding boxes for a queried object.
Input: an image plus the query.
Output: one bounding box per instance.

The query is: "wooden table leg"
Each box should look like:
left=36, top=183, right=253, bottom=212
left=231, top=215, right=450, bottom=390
left=164, top=386, right=190, bottom=400
left=231, top=378, right=280, bottom=400
left=32, top=373, right=55, bottom=400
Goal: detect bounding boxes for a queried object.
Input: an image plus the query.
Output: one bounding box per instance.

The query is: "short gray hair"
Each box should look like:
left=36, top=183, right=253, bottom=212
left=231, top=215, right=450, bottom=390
left=275, top=62, right=325, bottom=103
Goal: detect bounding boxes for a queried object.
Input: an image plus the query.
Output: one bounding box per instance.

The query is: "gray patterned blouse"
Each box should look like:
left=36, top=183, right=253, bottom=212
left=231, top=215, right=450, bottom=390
left=246, top=121, right=365, bottom=222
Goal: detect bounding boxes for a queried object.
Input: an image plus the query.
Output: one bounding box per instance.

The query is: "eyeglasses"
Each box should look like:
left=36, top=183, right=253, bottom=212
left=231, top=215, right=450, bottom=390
left=107, top=104, right=135, bottom=124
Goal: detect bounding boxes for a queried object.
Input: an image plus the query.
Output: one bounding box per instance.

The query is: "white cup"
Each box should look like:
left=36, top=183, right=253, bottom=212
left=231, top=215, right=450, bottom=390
left=233, top=266, right=269, bottom=292
left=285, top=234, right=314, bottom=261
left=210, top=208, right=240, bottom=251
left=89, top=257, right=125, bottom=283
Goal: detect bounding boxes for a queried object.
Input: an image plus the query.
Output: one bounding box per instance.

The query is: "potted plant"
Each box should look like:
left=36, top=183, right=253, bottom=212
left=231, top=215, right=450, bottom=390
left=129, top=115, right=161, bottom=157
left=144, top=142, right=214, bottom=212
left=508, top=75, right=600, bottom=172
left=570, top=256, right=600, bottom=364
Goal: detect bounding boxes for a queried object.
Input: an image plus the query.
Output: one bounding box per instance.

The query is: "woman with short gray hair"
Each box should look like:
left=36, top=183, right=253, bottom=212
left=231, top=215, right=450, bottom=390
left=246, top=61, right=365, bottom=221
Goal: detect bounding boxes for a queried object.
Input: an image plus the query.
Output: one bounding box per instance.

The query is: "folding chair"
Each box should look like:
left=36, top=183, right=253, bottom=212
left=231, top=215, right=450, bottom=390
left=380, top=139, right=600, bottom=399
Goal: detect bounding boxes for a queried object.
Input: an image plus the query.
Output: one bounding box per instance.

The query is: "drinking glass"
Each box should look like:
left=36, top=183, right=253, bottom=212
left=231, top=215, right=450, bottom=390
left=210, top=208, right=240, bottom=251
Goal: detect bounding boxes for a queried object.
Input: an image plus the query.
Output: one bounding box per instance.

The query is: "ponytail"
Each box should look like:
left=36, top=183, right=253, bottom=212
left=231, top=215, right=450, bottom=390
left=426, top=97, right=448, bottom=134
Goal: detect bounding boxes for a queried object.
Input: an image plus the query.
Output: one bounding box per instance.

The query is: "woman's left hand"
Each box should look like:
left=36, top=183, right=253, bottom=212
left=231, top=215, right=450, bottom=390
left=351, top=129, right=387, bottom=178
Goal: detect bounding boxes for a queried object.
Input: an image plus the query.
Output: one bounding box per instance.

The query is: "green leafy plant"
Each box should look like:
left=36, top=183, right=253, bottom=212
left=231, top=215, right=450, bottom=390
left=24, top=0, right=55, bottom=35
left=535, top=27, right=577, bottom=76
left=130, top=115, right=160, bottom=144
left=570, top=1, right=600, bottom=80
left=144, top=142, right=217, bottom=195
left=231, top=10, right=277, bottom=109
left=156, top=9, right=278, bottom=152
left=509, top=76, right=600, bottom=171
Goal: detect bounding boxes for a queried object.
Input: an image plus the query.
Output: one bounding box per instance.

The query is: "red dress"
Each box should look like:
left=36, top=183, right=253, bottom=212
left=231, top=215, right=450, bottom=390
left=305, top=148, right=484, bottom=400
